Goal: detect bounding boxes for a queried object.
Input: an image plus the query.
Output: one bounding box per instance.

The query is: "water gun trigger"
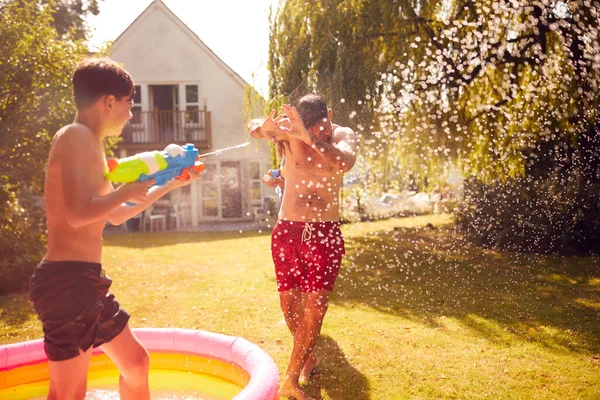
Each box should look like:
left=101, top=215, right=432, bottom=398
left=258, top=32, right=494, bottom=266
left=177, top=161, right=205, bottom=181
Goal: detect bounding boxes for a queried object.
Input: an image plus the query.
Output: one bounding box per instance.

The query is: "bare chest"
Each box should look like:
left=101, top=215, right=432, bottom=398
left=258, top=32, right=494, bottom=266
left=285, top=141, right=337, bottom=176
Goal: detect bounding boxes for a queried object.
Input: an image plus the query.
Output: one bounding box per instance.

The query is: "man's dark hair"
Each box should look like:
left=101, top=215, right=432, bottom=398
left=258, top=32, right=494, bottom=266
left=296, top=94, right=328, bottom=128
left=72, top=58, right=134, bottom=109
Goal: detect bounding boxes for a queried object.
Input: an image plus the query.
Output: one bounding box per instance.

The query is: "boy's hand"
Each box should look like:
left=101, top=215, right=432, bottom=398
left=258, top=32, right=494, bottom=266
left=168, top=168, right=202, bottom=189
left=120, top=180, right=155, bottom=204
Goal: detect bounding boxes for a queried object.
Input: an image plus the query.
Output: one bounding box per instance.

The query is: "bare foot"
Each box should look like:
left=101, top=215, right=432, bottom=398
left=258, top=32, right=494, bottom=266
left=299, top=352, right=320, bottom=383
left=278, top=376, right=316, bottom=400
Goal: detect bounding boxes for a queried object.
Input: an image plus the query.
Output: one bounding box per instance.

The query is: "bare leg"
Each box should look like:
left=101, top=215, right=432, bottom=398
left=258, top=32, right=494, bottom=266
left=100, top=324, right=150, bottom=400
left=279, top=290, right=319, bottom=383
left=47, top=347, right=93, bottom=400
left=278, top=290, right=331, bottom=400
left=300, top=350, right=320, bottom=383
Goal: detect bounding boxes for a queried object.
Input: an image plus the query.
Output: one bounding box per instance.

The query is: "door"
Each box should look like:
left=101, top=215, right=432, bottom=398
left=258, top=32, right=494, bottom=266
left=149, top=85, right=178, bottom=141
left=220, top=161, right=242, bottom=219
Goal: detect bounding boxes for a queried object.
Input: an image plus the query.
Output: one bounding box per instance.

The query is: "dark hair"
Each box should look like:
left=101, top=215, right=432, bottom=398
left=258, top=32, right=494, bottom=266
left=296, top=94, right=328, bottom=128
left=72, top=58, right=134, bottom=109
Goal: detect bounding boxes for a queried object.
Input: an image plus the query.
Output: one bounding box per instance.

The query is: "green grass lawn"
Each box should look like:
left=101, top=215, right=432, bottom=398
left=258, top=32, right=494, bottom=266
left=2, top=214, right=599, bottom=399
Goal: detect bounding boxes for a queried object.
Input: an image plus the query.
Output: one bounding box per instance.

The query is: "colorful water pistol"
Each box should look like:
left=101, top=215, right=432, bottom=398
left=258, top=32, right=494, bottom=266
left=106, top=143, right=205, bottom=186
left=267, top=169, right=283, bottom=201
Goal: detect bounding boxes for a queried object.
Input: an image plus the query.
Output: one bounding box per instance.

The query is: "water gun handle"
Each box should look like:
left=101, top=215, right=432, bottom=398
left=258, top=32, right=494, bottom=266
left=268, top=169, right=281, bottom=178
left=268, top=169, right=283, bottom=201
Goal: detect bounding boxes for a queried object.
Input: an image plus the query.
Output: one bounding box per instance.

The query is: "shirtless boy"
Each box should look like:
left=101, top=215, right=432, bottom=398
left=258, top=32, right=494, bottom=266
left=248, top=94, right=357, bottom=400
left=29, top=58, right=200, bottom=400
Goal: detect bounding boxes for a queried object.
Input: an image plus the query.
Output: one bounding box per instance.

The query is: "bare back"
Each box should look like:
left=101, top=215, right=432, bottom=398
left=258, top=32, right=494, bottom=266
left=279, top=125, right=346, bottom=222
left=44, top=124, right=111, bottom=263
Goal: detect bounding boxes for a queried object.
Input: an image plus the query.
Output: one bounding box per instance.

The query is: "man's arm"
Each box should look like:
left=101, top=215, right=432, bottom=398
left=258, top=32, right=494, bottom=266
left=248, top=109, right=289, bottom=141
left=59, top=125, right=153, bottom=229
left=304, top=126, right=357, bottom=172
left=281, top=104, right=358, bottom=172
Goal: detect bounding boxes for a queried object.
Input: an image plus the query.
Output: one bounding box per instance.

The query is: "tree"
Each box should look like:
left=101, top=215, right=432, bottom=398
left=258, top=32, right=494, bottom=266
left=268, top=0, right=600, bottom=253
left=0, top=1, right=91, bottom=293
left=2, top=0, right=104, bottom=40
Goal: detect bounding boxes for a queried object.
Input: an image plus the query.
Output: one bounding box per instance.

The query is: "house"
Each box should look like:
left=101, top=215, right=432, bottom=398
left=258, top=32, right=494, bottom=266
left=108, top=0, right=273, bottom=229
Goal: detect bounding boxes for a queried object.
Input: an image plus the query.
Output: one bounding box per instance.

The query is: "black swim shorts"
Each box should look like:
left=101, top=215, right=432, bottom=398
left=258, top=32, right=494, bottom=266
left=29, top=260, right=130, bottom=361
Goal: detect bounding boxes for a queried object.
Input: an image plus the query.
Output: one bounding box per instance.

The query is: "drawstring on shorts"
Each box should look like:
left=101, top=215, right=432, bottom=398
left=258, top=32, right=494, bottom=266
left=302, top=223, right=315, bottom=242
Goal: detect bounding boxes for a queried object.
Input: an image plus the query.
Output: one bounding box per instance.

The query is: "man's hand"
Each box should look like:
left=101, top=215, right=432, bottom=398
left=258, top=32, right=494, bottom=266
left=277, top=104, right=311, bottom=144
left=262, top=173, right=284, bottom=188
left=248, top=109, right=289, bottom=142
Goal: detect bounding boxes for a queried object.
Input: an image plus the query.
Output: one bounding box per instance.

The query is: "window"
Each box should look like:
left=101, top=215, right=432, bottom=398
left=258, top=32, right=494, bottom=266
left=185, top=85, right=199, bottom=123
left=182, top=84, right=201, bottom=139
left=186, top=85, right=198, bottom=103
left=131, top=85, right=142, bottom=124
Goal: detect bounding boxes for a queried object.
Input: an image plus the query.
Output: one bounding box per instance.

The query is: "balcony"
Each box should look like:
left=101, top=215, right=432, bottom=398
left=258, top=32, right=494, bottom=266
left=121, top=108, right=211, bottom=149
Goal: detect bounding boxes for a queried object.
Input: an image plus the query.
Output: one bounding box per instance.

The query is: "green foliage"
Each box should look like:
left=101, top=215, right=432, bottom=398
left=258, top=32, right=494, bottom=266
left=457, top=124, right=600, bottom=255
left=0, top=179, right=47, bottom=293
left=457, top=177, right=600, bottom=255
left=0, top=1, right=92, bottom=293
left=3, top=0, right=105, bottom=40
left=268, top=1, right=600, bottom=253
left=268, top=0, right=599, bottom=181
left=268, top=0, right=379, bottom=139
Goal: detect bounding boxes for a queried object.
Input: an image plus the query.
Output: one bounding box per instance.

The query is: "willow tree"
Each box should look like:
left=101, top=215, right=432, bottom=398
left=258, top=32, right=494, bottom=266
left=373, top=0, right=599, bottom=182
left=268, top=1, right=387, bottom=181
left=269, top=0, right=600, bottom=252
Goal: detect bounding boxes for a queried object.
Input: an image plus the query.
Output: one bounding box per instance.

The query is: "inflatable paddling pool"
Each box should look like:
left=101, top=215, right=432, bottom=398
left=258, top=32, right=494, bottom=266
left=0, top=328, right=279, bottom=399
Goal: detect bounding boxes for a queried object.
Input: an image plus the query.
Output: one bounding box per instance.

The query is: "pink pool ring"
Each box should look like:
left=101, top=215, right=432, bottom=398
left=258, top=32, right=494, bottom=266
left=0, top=328, right=279, bottom=399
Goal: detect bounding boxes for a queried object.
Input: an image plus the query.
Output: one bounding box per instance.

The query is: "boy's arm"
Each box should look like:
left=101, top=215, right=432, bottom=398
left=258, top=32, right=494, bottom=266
left=60, top=126, right=152, bottom=229
left=107, top=175, right=198, bottom=226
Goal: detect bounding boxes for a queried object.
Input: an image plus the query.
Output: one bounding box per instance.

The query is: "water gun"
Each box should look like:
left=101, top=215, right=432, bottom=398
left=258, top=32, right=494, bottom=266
left=267, top=169, right=283, bottom=201
left=106, top=143, right=205, bottom=186
left=268, top=169, right=281, bottom=179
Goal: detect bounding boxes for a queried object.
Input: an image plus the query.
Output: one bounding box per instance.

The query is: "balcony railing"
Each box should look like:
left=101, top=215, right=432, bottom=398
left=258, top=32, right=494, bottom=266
left=121, top=108, right=211, bottom=147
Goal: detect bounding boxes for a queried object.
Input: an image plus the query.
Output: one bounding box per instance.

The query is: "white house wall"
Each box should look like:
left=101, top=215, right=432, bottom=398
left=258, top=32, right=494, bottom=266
left=109, top=1, right=273, bottom=226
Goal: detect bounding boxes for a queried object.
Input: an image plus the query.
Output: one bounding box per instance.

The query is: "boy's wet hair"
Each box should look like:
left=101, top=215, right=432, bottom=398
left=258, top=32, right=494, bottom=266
left=72, top=58, right=134, bottom=109
left=296, top=94, right=328, bottom=128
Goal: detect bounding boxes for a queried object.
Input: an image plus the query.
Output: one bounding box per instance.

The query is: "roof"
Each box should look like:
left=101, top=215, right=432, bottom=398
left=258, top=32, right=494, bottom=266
left=110, top=0, right=249, bottom=88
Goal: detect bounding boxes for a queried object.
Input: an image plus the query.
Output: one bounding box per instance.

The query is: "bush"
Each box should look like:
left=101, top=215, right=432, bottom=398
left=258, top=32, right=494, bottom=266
left=457, top=174, right=600, bottom=255
left=0, top=2, right=90, bottom=294
left=0, top=180, right=46, bottom=293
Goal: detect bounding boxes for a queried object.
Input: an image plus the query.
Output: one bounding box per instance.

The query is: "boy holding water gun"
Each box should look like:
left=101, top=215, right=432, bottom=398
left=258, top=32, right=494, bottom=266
left=29, top=58, right=201, bottom=400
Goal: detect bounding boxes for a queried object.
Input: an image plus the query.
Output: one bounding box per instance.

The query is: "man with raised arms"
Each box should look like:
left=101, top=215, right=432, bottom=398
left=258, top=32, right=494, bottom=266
left=248, top=94, right=357, bottom=400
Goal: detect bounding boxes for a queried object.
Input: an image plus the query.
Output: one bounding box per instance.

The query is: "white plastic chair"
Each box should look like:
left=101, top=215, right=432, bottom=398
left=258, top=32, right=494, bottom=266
left=144, top=204, right=167, bottom=232
left=168, top=203, right=184, bottom=230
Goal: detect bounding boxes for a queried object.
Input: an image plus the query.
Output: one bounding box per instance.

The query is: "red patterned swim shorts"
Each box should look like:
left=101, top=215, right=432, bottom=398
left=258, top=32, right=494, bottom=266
left=271, top=220, right=345, bottom=292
